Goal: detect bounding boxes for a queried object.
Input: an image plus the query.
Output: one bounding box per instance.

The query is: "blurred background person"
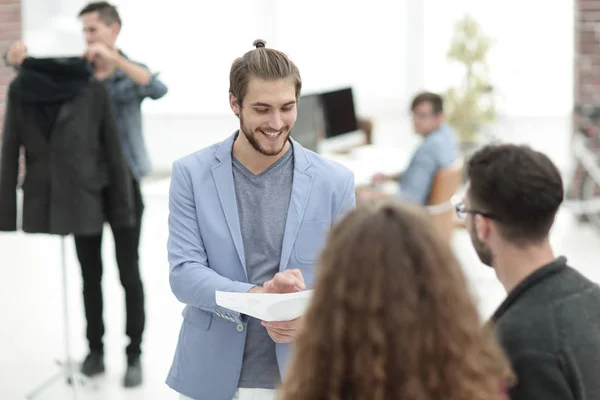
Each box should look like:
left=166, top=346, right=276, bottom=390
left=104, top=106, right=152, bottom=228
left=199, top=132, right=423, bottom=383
left=358, top=91, right=459, bottom=205
left=4, top=1, right=168, bottom=388
left=280, top=201, right=513, bottom=400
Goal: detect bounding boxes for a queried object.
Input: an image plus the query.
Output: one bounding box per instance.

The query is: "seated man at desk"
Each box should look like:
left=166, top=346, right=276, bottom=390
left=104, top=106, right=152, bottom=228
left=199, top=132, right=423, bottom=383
left=359, top=91, right=460, bottom=205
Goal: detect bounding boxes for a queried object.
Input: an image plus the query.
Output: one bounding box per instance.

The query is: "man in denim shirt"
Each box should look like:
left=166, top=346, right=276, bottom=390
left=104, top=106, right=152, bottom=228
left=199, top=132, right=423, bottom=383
left=363, top=92, right=460, bottom=205
left=5, top=1, right=167, bottom=387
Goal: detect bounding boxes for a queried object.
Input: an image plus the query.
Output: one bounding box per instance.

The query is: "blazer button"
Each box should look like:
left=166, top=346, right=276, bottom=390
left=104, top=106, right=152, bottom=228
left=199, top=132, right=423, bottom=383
left=236, top=323, right=244, bottom=332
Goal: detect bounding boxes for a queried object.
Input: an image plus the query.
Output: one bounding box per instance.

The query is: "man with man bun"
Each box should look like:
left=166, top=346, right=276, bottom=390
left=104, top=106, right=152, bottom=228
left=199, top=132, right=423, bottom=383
left=166, top=39, right=355, bottom=400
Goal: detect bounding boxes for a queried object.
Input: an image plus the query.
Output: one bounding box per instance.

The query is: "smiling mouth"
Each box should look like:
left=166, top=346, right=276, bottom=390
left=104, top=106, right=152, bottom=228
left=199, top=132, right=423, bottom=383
left=261, top=130, right=282, bottom=139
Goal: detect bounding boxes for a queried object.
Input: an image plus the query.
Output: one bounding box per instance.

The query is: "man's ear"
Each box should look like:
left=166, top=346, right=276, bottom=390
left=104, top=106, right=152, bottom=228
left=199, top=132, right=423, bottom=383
left=229, top=93, right=240, bottom=117
left=474, top=214, right=491, bottom=242
left=436, top=111, right=445, bottom=124
left=111, top=22, right=121, bottom=37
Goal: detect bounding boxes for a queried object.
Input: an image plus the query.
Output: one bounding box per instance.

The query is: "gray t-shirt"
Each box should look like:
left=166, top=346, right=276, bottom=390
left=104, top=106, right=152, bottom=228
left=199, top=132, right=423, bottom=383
left=233, top=146, right=294, bottom=389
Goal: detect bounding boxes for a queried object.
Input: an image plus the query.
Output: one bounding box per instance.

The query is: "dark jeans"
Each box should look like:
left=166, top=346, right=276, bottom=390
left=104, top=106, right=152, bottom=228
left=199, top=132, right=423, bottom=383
left=74, top=179, right=145, bottom=360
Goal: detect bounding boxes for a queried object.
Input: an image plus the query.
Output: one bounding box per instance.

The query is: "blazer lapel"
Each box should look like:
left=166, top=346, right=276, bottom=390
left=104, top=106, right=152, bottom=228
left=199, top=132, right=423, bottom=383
left=47, top=101, right=76, bottom=143
left=54, top=101, right=77, bottom=128
left=212, top=133, right=247, bottom=277
left=279, top=139, right=314, bottom=271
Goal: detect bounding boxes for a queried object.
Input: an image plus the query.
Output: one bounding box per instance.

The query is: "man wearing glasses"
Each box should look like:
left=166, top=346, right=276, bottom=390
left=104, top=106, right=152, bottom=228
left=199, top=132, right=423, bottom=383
left=458, top=143, right=600, bottom=400
left=359, top=91, right=459, bottom=205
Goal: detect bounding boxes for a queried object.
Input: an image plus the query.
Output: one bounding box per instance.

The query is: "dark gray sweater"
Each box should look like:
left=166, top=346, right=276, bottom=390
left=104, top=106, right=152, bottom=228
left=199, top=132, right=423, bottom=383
left=492, top=256, right=600, bottom=400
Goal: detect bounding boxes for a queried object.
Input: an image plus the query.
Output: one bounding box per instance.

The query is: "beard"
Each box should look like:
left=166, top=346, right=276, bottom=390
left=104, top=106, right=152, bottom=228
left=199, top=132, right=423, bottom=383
left=468, top=223, right=494, bottom=267
left=239, top=113, right=291, bottom=157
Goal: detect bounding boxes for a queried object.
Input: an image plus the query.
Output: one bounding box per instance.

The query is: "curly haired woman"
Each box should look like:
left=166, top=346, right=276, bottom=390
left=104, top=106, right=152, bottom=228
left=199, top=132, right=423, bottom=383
left=279, top=201, right=513, bottom=400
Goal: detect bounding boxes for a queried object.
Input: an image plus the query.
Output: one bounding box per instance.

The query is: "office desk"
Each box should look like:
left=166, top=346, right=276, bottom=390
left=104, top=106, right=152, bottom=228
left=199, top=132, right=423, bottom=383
left=322, top=144, right=413, bottom=187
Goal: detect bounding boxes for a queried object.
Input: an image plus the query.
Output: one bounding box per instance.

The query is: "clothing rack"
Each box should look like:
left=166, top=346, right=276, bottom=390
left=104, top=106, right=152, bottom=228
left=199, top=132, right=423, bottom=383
left=26, top=236, right=87, bottom=399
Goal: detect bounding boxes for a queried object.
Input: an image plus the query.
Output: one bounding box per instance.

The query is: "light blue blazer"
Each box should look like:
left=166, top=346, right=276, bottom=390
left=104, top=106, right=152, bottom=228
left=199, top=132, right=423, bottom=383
left=165, top=132, right=355, bottom=400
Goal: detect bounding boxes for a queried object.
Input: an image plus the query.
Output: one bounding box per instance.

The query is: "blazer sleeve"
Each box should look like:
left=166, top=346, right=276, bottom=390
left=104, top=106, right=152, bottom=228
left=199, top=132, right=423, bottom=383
left=99, top=84, right=135, bottom=228
left=168, top=160, right=254, bottom=323
left=0, top=93, right=21, bottom=231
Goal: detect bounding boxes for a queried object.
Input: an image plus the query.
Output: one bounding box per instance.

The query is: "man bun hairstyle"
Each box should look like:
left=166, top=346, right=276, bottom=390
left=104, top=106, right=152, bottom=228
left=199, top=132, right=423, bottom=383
left=253, top=39, right=266, bottom=48
left=229, top=39, right=302, bottom=106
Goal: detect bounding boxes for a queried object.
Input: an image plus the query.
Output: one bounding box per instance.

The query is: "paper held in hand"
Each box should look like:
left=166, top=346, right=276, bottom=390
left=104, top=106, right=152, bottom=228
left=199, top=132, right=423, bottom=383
left=215, top=290, right=314, bottom=322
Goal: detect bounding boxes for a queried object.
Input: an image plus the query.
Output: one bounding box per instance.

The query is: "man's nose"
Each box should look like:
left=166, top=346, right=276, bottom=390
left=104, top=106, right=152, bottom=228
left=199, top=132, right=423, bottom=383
left=269, top=112, right=284, bottom=130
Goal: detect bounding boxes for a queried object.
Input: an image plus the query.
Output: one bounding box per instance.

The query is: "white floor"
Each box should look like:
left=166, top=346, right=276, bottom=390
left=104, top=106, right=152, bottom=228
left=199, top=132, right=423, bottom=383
left=1, top=116, right=599, bottom=399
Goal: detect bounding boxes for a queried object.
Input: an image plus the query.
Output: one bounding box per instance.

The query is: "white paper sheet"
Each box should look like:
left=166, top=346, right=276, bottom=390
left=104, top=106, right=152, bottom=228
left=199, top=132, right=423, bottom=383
left=215, top=290, right=313, bottom=322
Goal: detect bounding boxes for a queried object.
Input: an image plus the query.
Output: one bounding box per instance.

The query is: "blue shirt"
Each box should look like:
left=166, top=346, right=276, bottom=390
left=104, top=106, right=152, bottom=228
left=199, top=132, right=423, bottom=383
left=104, top=53, right=168, bottom=180
left=395, top=123, right=459, bottom=205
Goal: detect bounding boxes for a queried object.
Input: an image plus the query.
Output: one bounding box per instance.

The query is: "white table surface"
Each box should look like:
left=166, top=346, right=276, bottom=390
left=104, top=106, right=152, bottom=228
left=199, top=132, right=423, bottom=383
left=321, top=144, right=413, bottom=187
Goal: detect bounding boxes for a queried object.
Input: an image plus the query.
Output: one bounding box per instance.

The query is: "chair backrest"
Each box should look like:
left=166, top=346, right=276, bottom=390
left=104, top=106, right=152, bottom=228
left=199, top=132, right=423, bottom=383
left=427, top=159, right=463, bottom=242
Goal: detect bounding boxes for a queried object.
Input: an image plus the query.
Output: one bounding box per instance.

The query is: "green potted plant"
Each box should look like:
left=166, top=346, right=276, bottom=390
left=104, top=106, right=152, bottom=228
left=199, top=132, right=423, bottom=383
left=444, top=14, right=496, bottom=157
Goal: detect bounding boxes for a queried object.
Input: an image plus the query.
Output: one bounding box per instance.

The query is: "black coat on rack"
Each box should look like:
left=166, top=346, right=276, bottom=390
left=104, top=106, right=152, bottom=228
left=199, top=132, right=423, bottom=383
left=0, top=57, right=135, bottom=235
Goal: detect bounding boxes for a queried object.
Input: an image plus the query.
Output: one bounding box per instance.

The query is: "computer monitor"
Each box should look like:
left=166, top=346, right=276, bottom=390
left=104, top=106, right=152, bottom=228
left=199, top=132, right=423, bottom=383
left=292, top=93, right=323, bottom=153
left=320, top=87, right=359, bottom=138
left=317, top=87, right=364, bottom=153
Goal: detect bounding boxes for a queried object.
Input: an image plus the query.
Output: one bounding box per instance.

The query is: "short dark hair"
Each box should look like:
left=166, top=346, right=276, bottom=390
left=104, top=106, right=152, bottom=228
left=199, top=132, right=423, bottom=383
left=78, top=2, right=121, bottom=27
left=467, top=144, right=564, bottom=244
left=411, top=91, right=443, bottom=114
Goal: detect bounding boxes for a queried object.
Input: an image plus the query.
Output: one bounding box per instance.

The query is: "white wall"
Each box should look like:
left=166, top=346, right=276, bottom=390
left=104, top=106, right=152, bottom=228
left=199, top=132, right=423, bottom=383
left=273, top=0, right=409, bottom=117
left=115, top=0, right=278, bottom=115
left=22, top=0, right=87, bottom=56
left=20, top=0, right=412, bottom=117
left=423, top=0, right=574, bottom=117
left=119, top=0, right=411, bottom=117
left=20, top=0, right=573, bottom=119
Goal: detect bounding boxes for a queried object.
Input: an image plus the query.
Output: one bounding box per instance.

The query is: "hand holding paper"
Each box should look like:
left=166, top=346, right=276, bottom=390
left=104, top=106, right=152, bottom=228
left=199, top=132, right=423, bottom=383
left=262, top=317, right=304, bottom=343
left=216, top=268, right=311, bottom=343
left=250, top=269, right=306, bottom=294
left=215, top=290, right=313, bottom=322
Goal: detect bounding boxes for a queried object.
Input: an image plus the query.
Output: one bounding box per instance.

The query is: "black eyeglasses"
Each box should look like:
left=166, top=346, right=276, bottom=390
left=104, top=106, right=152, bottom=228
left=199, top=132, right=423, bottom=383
left=410, top=111, right=437, bottom=120
left=454, top=202, right=501, bottom=221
